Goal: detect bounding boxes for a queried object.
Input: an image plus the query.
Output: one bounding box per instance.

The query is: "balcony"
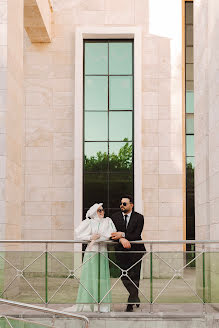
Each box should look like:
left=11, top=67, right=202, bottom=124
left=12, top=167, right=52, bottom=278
left=0, top=240, right=219, bottom=327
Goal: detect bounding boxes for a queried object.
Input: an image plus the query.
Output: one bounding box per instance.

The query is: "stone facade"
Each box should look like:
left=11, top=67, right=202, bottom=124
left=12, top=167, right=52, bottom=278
left=22, top=0, right=184, bottom=245
left=194, top=0, right=219, bottom=242
left=0, top=0, right=24, bottom=243
left=0, top=0, right=185, bottom=247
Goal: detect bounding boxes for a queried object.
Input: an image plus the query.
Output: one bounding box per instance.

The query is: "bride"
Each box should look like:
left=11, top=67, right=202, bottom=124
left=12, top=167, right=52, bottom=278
left=66, top=203, right=116, bottom=312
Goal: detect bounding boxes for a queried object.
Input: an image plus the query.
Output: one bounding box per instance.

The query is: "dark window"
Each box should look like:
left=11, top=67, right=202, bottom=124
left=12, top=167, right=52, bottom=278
left=185, top=1, right=195, bottom=261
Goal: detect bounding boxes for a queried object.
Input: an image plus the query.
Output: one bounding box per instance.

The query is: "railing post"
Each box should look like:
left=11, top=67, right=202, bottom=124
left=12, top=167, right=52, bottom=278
left=202, top=244, right=206, bottom=314
left=98, top=243, right=100, bottom=312
left=45, top=243, right=48, bottom=305
left=150, top=243, right=153, bottom=313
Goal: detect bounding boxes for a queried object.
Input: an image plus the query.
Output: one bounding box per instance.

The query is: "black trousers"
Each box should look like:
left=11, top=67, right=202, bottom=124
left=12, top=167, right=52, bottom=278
left=116, top=252, right=142, bottom=303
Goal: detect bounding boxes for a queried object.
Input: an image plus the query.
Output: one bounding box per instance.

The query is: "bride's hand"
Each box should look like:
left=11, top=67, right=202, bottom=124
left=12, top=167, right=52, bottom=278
left=91, top=234, right=100, bottom=240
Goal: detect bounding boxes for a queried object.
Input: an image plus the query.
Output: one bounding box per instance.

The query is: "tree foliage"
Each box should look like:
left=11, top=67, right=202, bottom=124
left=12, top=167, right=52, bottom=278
left=84, top=139, right=132, bottom=172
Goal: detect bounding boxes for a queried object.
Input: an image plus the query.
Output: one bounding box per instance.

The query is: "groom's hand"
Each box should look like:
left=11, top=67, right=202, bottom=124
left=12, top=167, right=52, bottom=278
left=111, top=232, right=123, bottom=240
left=119, top=238, right=131, bottom=249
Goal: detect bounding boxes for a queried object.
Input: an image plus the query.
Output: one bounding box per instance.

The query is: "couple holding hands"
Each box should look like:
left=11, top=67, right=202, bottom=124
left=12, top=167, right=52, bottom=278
left=68, top=195, right=145, bottom=313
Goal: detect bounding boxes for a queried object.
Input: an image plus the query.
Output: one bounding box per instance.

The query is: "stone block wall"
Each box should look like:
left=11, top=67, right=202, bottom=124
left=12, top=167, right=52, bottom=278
left=23, top=0, right=184, bottom=250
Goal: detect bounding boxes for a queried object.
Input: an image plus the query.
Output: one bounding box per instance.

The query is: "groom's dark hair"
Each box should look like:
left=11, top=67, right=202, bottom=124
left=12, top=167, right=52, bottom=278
left=121, top=194, right=133, bottom=204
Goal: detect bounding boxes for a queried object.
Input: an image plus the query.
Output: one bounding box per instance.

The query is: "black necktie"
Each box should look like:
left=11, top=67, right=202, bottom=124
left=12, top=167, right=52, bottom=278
left=124, top=215, right=128, bottom=231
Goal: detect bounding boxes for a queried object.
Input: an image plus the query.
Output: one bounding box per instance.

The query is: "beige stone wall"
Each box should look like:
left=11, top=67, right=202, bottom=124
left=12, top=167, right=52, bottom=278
left=23, top=0, right=183, bottom=246
left=5, top=0, right=24, bottom=240
left=194, top=0, right=219, bottom=302
left=0, top=0, right=7, bottom=239
left=0, top=0, right=24, bottom=241
left=194, top=0, right=219, bottom=241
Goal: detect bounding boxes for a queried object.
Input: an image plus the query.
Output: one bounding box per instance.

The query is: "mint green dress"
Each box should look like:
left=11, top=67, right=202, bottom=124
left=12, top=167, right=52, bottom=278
left=75, top=217, right=116, bottom=312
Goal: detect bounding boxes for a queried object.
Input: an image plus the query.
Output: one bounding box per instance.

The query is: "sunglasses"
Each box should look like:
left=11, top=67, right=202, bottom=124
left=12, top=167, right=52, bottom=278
left=97, top=209, right=104, bottom=213
left=120, top=202, right=130, bottom=206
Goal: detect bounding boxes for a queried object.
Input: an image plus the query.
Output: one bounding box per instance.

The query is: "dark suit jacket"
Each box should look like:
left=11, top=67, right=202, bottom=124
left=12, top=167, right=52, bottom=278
left=111, top=211, right=146, bottom=256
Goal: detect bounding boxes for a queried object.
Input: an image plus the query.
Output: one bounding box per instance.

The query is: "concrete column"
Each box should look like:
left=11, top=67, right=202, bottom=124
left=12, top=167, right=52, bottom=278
left=194, top=0, right=219, bottom=302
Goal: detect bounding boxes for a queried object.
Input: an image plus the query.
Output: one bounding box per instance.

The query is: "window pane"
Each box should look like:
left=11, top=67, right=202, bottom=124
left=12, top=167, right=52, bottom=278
left=109, top=76, right=133, bottom=110
left=186, top=135, right=194, bottom=157
left=109, top=142, right=133, bottom=172
left=186, top=47, right=193, bottom=64
left=85, top=76, right=108, bottom=111
left=109, top=112, right=132, bottom=141
left=109, top=42, right=133, bottom=75
left=186, top=116, right=194, bottom=134
left=109, top=173, right=133, bottom=208
left=84, top=142, right=108, bottom=172
left=186, top=2, right=193, bottom=24
left=84, top=112, right=108, bottom=141
left=84, top=173, right=108, bottom=209
left=186, top=156, right=195, bottom=168
left=186, top=81, right=194, bottom=91
left=186, top=91, right=194, bottom=113
left=186, top=25, right=193, bottom=46
left=186, top=63, right=194, bottom=81
left=85, top=42, right=108, bottom=75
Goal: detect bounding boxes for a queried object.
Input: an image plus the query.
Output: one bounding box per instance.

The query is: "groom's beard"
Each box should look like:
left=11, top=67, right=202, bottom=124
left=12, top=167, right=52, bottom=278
left=121, top=208, right=128, bottom=213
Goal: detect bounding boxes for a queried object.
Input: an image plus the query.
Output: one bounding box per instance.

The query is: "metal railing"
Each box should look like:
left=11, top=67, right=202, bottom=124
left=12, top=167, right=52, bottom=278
left=0, top=298, right=89, bottom=328
left=0, top=240, right=219, bottom=314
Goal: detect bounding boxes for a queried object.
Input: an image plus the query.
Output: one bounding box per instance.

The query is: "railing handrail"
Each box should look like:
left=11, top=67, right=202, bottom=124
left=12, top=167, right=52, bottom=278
left=0, top=240, right=219, bottom=244
left=0, top=299, right=89, bottom=327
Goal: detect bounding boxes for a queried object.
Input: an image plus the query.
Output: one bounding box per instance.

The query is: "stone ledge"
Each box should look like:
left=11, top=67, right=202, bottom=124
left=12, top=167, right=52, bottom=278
left=24, top=0, right=52, bottom=43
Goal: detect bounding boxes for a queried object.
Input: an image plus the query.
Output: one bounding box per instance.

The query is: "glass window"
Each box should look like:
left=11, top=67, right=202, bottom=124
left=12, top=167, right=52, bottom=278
left=84, top=173, right=108, bottom=208
left=109, top=111, right=132, bottom=141
left=186, top=47, right=193, bottom=64
left=84, top=76, right=108, bottom=111
left=83, top=40, right=134, bottom=217
left=109, top=142, right=133, bottom=172
left=186, top=64, right=194, bottom=81
left=109, top=173, right=133, bottom=208
left=186, top=135, right=194, bottom=157
left=186, top=2, right=193, bottom=24
left=85, top=42, right=108, bottom=75
left=186, top=156, right=195, bottom=168
left=186, top=115, right=194, bottom=134
left=109, top=76, right=133, bottom=110
left=84, top=112, right=108, bottom=141
left=185, top=1, right=194, bottom=256
left=109, top=42, right=133, bottom=75
left=186, top=25, right=193, bottom=46
left=84, top=142, right=108, bottom=172
left=186, top=91, right=194, bottom=113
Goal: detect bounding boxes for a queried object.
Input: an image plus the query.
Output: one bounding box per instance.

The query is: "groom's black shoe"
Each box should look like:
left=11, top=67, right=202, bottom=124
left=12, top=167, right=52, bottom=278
left=135, top=296, right=140, bottom=308
left=125, top=304, right=133, bottom=312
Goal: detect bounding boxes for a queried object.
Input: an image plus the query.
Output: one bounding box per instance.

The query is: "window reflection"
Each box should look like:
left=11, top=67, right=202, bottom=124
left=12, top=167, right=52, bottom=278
left=84, top=173, right=108, bottom=209
left=109, top=42, right=133, bottom=75
left=109, top=173, right=133, bottom=208
left=85, top=42, right=108, bottom=75
left=84, top=142, right=108, bottom=172
left=83, top=40, right=134, bottom=214
left=109, top=141, right=132, bottom=172
left=84, top=112, right=108, bottom=141
left=109, top=111, right=132, bottom=141
left=186, top=135, right=194, bottom=157
left=186, top=156, right=194, bottom=168
left=185, top=2, right=194, bottom=256
left=109, top=76, right=133, bottom=110
left=186, top=116, right=194, bottom=134
left=85, top=76, right=108, bottom=111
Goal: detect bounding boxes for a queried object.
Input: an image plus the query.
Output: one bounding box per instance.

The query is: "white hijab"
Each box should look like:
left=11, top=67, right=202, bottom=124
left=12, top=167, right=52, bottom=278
left=85, top=203, right=103, bottom=220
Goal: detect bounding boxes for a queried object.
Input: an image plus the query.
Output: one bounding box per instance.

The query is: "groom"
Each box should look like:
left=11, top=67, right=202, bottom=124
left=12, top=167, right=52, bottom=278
left=111, top=195, right=146, bottom=312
